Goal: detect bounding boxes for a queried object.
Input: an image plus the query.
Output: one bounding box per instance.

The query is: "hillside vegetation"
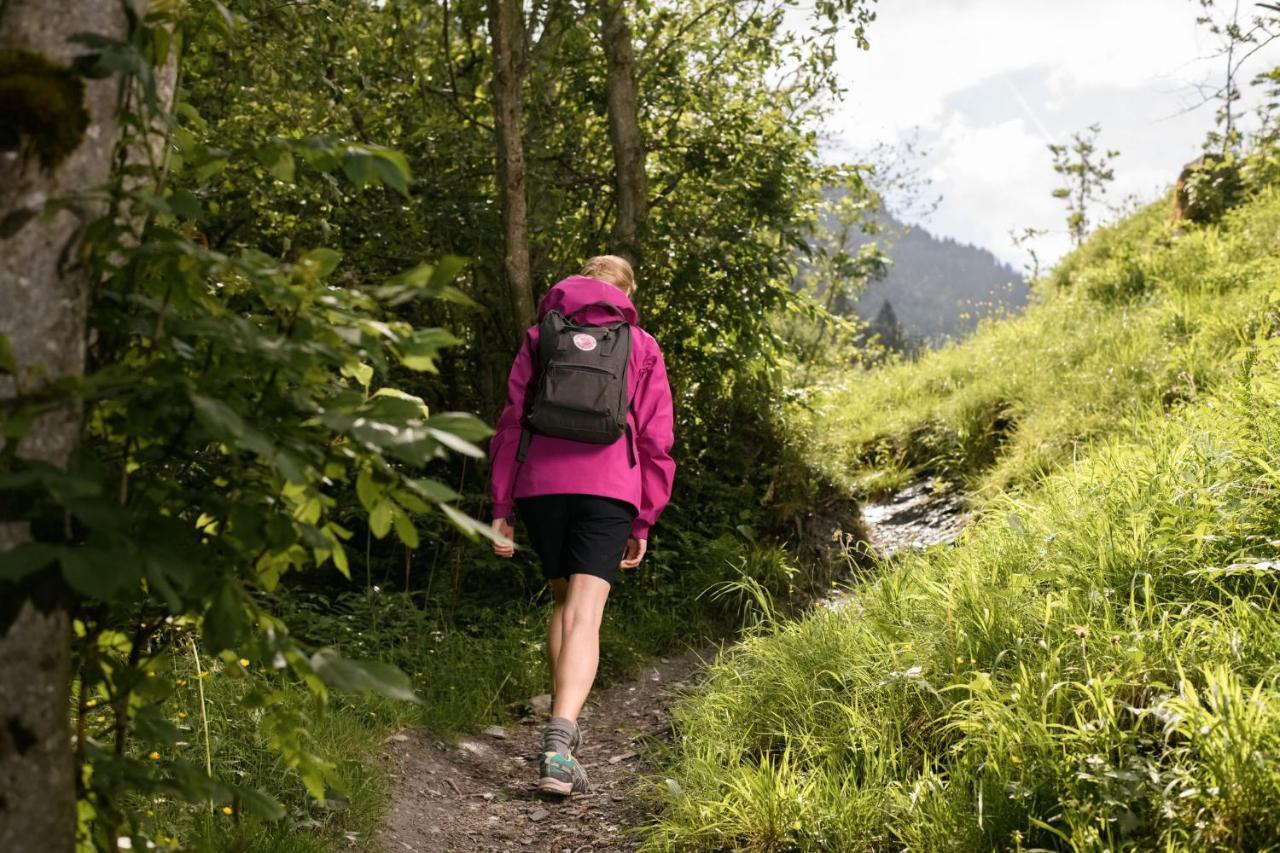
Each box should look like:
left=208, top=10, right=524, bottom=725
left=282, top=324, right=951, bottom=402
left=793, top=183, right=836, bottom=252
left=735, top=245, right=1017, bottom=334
left=648, top=154, right=1280, bottom=850
left=794, top=183, right=1280, bottom=501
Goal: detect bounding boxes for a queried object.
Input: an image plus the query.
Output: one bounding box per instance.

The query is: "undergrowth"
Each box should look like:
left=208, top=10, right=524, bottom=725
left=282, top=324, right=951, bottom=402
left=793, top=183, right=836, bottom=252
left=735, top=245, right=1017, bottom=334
left=142, top=534, right=797, bottom=850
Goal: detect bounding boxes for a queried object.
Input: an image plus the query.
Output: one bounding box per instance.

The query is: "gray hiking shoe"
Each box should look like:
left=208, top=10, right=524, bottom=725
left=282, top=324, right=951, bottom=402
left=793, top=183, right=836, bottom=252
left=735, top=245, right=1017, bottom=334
left=538, top=749, right=589, bottom=797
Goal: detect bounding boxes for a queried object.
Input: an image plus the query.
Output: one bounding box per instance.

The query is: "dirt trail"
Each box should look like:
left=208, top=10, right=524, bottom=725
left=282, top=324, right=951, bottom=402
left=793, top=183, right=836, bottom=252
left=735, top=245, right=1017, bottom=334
left=376, top=479, right=966, bottom=852
left=377, top=650, right=709, bottom=852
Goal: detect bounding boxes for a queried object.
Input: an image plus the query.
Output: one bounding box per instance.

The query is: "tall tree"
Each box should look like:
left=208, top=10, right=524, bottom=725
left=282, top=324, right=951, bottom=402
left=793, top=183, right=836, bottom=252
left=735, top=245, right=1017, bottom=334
left=0, top=1, right=141, bottom=848
left=599, top=0, right=648, bottom=262
left=487, top=0, right=536, bottom=334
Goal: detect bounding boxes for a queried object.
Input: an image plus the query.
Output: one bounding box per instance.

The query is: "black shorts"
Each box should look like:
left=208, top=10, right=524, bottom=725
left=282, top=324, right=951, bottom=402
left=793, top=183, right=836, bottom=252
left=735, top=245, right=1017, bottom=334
left=515, top=494, right=637, bottom=585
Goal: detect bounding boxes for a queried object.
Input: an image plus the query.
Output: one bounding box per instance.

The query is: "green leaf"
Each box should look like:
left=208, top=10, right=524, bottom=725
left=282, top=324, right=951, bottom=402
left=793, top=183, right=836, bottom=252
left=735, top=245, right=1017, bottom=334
left=259, top=147, right=295, bottom=183
left=0, top=542, right=62, bottom=582
left=426, top=428, right=485, bottom=459
left=308, top=648, right=418, bottom=702
left=402, top=477, right=461, bottom=503
left=370, top=148, right=411, bottom=197
left=235, top=786, right=286, bottom=821
left=392, top=510, right=419, bottom=549
left=330, top=540, right=350, bottom=579
left=371, top=387, right=429, bottom=417
left=440, top=503, right=506, bottom=543
left=298, top=248, right=342, bottom=279
left=190, top=393, right=275, bottom=458
left=398, top=328, right=461, bottom=372
left=204, top=581, right=248, bottom=653
left=428, top=255, right=467, bottom=289
left=391, top=490, right=430, bottom=514
left=168, top=188, right=202, bottom=220
left=426, top=412, right=493, bottom=442
left=355, top=469, right=380, bottom=513
left=61, top=547, right=142, bottom=599
left=341, top=152, right=377, bottom=189
left=369, top=501, right=393, bottom=539
left=193, top=156, right=228, bottom=182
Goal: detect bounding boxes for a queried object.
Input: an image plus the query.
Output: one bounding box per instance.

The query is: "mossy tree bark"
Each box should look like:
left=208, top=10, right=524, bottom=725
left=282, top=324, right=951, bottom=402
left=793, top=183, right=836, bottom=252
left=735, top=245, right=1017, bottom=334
left=0, top=2, right=143, bottom=849
left=487, top=0, right=536, bottom=336
left=599, top=0, right=647, bottom=264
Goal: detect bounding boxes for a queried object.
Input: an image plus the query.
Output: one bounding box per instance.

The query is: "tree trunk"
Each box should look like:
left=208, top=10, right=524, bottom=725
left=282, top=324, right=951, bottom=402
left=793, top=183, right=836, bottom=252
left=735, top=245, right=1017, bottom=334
left=0, top=2, right=141, bottom=849
left=599, top=0, right=647, bottom=263
left=487, top=0, right=536, bottom=335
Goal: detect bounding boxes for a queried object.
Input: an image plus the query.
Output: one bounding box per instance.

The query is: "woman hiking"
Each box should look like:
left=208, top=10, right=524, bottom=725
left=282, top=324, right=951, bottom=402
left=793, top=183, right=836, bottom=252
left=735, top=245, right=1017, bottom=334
left=489, top=255, right=676, bottom=797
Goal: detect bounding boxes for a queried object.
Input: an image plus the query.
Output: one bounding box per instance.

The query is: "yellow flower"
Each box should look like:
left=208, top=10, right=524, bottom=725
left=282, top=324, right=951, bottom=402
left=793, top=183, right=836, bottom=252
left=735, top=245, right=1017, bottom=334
left=177, top=711, right=188, bottom=719
left=239, top=658, right=250, bottom=668
left=85, top=698, right=98, bottom=708
left=149, top=751, right=161, bottom=761
left=1009, top=754, right=1021, bottom=765
left=222, top=805, right=234, bottom=816
left=955, top=656, right=964, bottom=664
left=176, top=679, right=187, bottom=686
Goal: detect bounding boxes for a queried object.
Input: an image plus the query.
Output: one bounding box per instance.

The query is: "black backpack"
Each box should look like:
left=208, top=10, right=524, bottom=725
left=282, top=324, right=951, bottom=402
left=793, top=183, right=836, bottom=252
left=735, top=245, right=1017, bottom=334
left=516, top=302, right=633, bottom=462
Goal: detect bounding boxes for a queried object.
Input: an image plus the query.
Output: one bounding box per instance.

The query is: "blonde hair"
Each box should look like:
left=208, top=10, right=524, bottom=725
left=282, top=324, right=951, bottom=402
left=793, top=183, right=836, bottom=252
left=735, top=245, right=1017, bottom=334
left=579, top=255, right=636, bottom=297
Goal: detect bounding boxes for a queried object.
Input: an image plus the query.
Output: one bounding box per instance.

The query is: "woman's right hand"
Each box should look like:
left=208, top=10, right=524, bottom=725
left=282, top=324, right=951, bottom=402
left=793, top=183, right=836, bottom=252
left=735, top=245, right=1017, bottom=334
left=492, top=518, right=515, bottom=557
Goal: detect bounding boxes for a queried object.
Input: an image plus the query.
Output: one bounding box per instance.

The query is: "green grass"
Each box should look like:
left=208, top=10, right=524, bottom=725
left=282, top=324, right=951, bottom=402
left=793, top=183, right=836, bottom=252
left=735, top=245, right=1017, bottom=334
left=646, top=157, right=1280, bottom=850
left=791, top=185, right=1280, bottom=501
left=647, top=323, right=1280, bottom=851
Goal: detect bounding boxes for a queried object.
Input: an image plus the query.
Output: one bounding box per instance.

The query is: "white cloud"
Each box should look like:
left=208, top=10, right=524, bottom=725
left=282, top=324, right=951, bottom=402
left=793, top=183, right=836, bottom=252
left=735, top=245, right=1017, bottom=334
left=819, top=0, right=1280, bottom=266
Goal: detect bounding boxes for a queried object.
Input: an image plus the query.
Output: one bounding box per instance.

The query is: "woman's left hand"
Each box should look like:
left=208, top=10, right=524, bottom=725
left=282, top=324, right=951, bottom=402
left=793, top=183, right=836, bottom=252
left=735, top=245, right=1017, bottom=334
left=619, top=537, right=647, bottom=569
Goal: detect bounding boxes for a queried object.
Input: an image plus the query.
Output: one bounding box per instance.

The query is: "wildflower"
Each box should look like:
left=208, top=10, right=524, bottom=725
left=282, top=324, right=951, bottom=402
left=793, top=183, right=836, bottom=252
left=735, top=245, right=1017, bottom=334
left=176, top=679, right=187, bottom=687
left=955, top=656, right=965, bottom=664
left=85, top=698, right=98, bottom=708
left=222, top=805, right=233, bottom=816
left=177, top=711, right=188, bottom=719
left=1109, top=635, right=1121, bottom=645
left=970, top=658, right=976, bottom=665
left=1010, top=754, right=1020, bottom=765
left=239, top=658, right=250, bottom=668
left=149, top=751, right=161, bottom=761
left=1071, top=626, right=1088, bottom=639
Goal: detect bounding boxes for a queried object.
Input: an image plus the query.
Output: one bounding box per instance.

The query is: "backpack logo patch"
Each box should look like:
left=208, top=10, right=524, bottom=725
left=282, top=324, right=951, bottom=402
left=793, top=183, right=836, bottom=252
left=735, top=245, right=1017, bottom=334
left=572, top=333, right=598, bottom=352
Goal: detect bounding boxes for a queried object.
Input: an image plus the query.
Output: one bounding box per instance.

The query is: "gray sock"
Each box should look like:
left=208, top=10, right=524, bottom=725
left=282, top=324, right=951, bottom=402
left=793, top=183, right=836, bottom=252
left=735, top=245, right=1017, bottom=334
left=544, top=715, right=576, bottom=755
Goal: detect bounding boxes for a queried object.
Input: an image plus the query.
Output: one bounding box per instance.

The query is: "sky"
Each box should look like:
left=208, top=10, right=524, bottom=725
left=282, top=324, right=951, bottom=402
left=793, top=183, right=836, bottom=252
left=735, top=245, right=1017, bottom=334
left=819, top=0, right=1280, bottom=268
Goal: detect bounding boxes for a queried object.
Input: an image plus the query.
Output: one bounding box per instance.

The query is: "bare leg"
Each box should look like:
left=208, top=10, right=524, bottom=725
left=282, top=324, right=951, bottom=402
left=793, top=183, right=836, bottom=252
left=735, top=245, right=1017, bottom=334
left=546, top=578, right=568, bottom=688
left=551, top=574, right=611, bottom=724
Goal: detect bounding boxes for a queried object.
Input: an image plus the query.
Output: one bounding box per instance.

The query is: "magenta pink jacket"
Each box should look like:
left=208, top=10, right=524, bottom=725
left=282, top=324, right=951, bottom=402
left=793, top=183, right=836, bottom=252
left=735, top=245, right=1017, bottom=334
left=489, top=276, right=676, bottom=539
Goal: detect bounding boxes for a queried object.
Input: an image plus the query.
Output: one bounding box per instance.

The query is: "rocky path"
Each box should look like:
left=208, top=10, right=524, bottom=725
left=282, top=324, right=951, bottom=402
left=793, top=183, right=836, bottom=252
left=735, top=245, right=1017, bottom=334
left=376, top=479, right=967, bottom=852
left=859, top=478, right=968, bottom=556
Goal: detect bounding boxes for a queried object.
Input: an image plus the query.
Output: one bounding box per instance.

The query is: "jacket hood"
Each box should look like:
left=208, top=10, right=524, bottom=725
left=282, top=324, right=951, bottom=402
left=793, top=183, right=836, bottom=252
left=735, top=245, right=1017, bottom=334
left=537, top=275, right=638, bottom=325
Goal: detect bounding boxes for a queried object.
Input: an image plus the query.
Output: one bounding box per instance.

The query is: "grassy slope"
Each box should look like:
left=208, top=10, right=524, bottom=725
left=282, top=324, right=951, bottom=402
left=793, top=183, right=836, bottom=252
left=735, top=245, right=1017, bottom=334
left=793, top=189, right=1280, bottom=500
left=647, top=184, right=1280, bottom=849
